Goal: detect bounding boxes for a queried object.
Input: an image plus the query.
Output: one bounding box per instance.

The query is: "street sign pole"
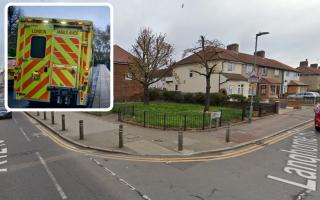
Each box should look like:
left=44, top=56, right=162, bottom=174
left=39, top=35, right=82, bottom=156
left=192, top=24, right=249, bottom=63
left=249, top=35, right=258, bottom=124
left=249, top=31, right=269, bottom=123
left=249, top=83, right=254, bottom=123
left=248, top=73, right=259, bottom=123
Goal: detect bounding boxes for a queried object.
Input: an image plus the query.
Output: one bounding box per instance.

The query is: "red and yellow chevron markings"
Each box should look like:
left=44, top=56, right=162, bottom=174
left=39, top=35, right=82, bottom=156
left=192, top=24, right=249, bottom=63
left=15, top=30, right=52, bottom=102
left=78, top=31, right=92, bottom=105
left=51, top=65, right=76, bottom=88
left=51, top=36, right=80, bottom=89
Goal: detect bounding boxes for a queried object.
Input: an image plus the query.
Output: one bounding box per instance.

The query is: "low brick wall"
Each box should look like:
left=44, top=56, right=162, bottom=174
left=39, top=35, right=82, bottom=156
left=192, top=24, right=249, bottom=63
left=287, top=100, right=301, bottom=109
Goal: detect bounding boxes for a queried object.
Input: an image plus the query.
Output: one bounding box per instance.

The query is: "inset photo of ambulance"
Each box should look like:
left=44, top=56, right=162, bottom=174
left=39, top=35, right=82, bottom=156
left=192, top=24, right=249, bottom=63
left=5, top=3, right=113, bottom=111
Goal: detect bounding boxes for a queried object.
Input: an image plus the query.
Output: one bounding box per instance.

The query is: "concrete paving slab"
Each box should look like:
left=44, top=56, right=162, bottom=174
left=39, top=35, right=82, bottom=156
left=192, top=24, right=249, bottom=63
left=125, top=140, right=177, bottom=155
left=173, top=137, right=199, bottom=146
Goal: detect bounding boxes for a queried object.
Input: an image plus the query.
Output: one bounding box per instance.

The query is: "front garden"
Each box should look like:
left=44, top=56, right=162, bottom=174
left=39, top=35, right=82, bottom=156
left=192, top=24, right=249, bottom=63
left=113, top=101, right=245, bottom=130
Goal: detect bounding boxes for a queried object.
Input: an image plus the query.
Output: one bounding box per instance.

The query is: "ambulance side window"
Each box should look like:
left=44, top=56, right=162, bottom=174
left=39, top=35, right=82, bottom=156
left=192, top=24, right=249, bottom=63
left=30, top=36, right=46, bottom=58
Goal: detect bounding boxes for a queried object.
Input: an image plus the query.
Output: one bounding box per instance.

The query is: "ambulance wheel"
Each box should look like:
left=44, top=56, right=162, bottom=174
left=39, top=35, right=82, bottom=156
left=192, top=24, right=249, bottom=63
left=50, top=95, right=58, bottom=106
left=69, top=94, right=77, bottom=107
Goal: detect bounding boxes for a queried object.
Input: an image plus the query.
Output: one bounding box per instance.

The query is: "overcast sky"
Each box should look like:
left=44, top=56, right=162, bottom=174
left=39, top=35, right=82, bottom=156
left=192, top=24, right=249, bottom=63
left=1, top=0, right=320, bottom=71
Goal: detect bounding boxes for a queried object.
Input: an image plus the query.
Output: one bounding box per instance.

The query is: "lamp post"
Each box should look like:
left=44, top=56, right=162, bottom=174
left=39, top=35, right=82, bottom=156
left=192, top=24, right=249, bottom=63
left=249, top=31, right=269, bottom=123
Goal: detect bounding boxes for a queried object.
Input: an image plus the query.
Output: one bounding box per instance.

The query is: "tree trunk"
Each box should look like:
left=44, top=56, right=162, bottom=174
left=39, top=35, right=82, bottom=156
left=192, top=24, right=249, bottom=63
left=143, top=85, right=150, bottom=105
left=204, top=76, right=211, bottom=112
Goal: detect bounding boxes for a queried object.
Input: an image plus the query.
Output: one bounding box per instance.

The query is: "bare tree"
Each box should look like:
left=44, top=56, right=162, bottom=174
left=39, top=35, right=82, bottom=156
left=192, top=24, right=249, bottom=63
left=183, top=35, right=224, bottom=112
left=93, top=25, right=110, bottom=66
left=8, top=6, right=22, bottom=57
left=129, top=28, right=174, bottom=105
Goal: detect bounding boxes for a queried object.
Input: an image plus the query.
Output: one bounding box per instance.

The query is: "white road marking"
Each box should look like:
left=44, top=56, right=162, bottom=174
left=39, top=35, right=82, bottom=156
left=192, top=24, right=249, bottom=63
left=13, top=116, right=18, bottom=124
left=267, top=131, right=319, bottom=191
left=18, top=127, right=31, bottom=142
left=0, top=140, right=7, bottom=173
left=36, top=152, right=67, bottom=200
left=88, top=156, right=152, bottom=200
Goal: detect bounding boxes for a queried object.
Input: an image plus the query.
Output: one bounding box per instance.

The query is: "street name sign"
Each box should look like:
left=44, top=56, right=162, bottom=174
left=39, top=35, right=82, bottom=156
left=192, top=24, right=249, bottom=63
left=248, top=71, right=259, bottom=83
left=211, top=112, right=221, bottom=119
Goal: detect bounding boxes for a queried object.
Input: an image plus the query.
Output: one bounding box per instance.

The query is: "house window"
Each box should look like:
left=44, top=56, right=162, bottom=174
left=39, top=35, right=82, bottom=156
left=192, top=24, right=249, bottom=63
left=293, top=72, right=298, bottom=77
left=274, top=69, right=279, bottom=76
left=227, top=63, right=235, bottom=72
left=238, top=84, right=244, bottom=95
left=249, top=87, right=253, bottom=95
left=228, top=86, right=233, bottom=94
left=283, top=85, right=288, bottom=93
left=261, top=85, right=266, bottom=96
left=249, top=87, right=256, bottom=96
left=124, top=73, right=132, bottom=80
left=30, top=36, right=46, bottom=58
left=246, top=64, right=253, bottom=74
left=286, top=71, right=290, bottom=76
left=270, top=85, right=276, bottom=96
left=262, top=67, right=268, bottom=76
left=175, top=85, right=178, bottom=91
left=189, top=71, right=193, bottom=77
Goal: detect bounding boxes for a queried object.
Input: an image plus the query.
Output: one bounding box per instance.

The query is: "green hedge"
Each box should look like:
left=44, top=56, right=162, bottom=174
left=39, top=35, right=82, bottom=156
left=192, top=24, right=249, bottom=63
left=148, top=89, right=252, bottom=106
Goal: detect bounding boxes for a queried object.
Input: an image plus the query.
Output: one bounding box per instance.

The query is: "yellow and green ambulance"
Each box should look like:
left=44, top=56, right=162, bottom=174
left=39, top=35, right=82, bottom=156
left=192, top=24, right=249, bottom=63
left=14, top=17, right=93, bottom=106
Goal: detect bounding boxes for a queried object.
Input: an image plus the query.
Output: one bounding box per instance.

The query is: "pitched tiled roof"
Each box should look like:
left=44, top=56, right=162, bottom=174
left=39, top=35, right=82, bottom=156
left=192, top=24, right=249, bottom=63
left=259, top=77, right=281, bottom=84
left=114, top=45, right=134, bottom=64
left=287, top=80, right=308, bottom=86
left=152, top=68, right=173, bottom=78
left=296, top=66, right=320, bottom=75
left=175, top=47, right=299, bottom=72
left=222, top=73, right=248, bottom=81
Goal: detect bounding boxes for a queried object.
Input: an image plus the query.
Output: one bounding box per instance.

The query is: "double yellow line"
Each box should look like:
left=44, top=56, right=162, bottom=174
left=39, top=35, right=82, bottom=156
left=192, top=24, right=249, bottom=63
left=34, top=120, right=312, bottom=163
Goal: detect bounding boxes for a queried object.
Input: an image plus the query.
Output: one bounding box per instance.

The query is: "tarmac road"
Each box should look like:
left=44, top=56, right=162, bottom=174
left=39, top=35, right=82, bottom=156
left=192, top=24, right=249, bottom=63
left=0, top=113, right=142, bottom=200
left=1, top=112, right=320, bottom=200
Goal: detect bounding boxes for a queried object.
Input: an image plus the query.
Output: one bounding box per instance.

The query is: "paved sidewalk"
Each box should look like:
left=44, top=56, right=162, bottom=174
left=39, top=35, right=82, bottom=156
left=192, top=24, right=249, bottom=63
left=29, top=107, right=314, bottom=156
left=92, top=64, right=110, bottom=108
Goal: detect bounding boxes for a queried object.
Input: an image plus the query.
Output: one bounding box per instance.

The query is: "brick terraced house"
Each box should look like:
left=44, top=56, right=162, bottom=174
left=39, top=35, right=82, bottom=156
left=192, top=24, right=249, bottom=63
left=297, top=59, right=320, bottom=91
left=114, top=45, right=143, bottom=101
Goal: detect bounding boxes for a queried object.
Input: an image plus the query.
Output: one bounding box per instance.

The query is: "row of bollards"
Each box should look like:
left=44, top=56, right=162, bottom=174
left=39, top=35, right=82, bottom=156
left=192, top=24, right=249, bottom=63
left=37, top=112, right=231, bottom=151
left=40, top=112, right=65, bottom=130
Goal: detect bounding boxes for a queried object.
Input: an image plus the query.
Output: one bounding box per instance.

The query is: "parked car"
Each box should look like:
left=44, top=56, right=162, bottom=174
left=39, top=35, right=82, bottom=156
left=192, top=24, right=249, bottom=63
left=287, top=92, right=320, bottom=99
left=0, top=99, right=12, bottom=119
left=0, top=107, right=12, bottom=119
left=314, top=104, right=320, bottom=132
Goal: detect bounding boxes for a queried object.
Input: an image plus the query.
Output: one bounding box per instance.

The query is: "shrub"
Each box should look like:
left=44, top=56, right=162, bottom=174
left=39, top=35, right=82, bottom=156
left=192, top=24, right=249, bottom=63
left=174, top=92, right=184, bottom=103
left=228, top=94, right=247, bottom=103
left=163, top=91, right=177, bottom=102
left=149, top=89, right=163, bottom=101
left=183, top=93, right=196, bottom=104
left=247, top=95, right=261, bottom=103
left=210, top=93, right=228, bottom=106
left=194, top=92, right=206, bottom=104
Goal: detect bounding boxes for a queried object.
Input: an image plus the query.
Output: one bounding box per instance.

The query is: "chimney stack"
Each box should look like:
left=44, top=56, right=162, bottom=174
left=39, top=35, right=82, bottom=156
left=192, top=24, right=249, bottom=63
left=299, top=59, right=308, bottom=67
left=226, top=43, right=239, bottom=52
left=310, top=63, right=318, bottom=68
left=256, top=50, right=265, bottom=58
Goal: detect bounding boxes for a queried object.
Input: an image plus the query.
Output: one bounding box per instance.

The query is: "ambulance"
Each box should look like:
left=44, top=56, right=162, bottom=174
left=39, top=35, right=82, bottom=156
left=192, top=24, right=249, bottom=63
left=8, top=57, right=16, bottom=83
left=14, top=17, right=94, bottom=106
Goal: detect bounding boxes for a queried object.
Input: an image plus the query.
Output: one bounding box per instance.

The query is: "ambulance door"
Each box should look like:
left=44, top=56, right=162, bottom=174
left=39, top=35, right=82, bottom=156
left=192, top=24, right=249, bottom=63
left=51, top=28, right=82, bottom=89
left=18, top=24, right=52, bottom=102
